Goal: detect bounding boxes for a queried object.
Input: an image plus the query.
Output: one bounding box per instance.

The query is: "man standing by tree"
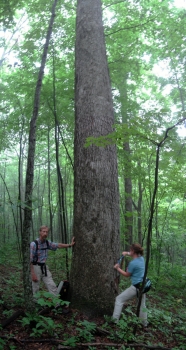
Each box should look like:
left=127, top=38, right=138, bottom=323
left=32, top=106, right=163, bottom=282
left=30, top=225, right=75, bottom=297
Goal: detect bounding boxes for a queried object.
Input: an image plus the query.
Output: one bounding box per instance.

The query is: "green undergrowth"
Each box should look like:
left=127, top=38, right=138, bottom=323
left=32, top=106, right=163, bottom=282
left=0, top=242, right=186, bottom=349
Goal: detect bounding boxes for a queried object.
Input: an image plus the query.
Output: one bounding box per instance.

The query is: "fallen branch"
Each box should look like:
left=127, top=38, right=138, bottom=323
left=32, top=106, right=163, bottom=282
left=1, top=310, right=25, bottom=329
left=95, top=326, right=110, bottom=335
left=59, top=343, right=173, bottom=349
left=0, top=335, right=173, bottom=350
left=0, top=307, right=52, bottom=329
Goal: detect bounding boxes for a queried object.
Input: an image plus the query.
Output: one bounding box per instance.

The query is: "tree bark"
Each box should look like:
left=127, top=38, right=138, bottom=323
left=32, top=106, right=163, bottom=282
left=22, top=0, right=58, bottom=310
left=124, top=141, right=133, bottom=247
left=47, top=126, right=54, bottom=241
left=70, top=0, right=120, bottom=316
left=119, top=75, right=133, bottom=248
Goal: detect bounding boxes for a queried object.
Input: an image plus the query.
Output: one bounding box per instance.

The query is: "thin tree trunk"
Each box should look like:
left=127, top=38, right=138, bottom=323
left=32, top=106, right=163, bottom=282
left=18, top=130, right=24, bottom=262
left=52, top=54, right=69, bottom=277
left=137, top=170, right=143, bottom=245
left=22, top=0, right=58, bottom=310
left=134, top=116, right=186, bottom=333
left=18, top=112, right=25, bottom=253
left=124, top=141, right=133, bottom=247
left=47, top=126, right=54, bottom=240
left=119, top=75, right=133, bottom=248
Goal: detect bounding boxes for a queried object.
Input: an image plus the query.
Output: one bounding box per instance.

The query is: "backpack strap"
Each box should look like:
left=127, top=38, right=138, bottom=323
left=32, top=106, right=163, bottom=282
left=34, top=239, right=38, bottom=251
left=46, top=239, right=49, bottom=249
left=34, top=239, right=49, bottom=251
left=32, top=239, right=49, bottom=264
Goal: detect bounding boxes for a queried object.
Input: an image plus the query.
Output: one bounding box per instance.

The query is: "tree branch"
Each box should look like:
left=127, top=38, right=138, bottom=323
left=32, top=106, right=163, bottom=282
left=0, top=336, right=173, bottom=349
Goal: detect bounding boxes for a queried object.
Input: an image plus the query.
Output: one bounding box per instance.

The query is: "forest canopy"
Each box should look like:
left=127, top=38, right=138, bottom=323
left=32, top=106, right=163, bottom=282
left=0, top=0, right=186, bottom=276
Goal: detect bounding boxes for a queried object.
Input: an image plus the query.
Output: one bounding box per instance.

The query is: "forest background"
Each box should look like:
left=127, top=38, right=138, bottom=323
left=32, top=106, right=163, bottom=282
left=0, top=0, right=186, bottom=348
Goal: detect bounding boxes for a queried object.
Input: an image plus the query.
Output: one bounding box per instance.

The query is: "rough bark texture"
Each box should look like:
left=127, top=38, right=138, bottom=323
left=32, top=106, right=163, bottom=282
left=70, top=0, right=120, bottom=316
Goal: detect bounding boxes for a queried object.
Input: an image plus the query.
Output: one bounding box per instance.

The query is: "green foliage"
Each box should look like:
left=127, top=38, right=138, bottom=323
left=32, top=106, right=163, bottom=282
left=1, top=0, right=186, bottom=263
left=64, top=320, right=96, bottom=346
left=47, top=248, right=70, bottom=282
left=0, top=242, right=20, bottom=266
left=154, top=262, right=186, bottom=297
left=146, top=302, right=186, bottom=347
left=8, top=345, right=17, bottom=350
left=19, top=291, right=66, bottom=337
left=35, top=290, right=69, bottom=309
left=20, top=312, right=57, bottom=337
left=148, top=307, right=172, bottom=327
left=0, top=263, right=24, bottom=308
left=76, top=320, right=96, bottom=342
left=104, top=311, right=136, bottom=343
left=66, top=311, right=78, bottom=326
left=0, top=338, right=6, bottom=350
left=0, top=331, right=19, bottom=350
left=2, top=309, right=14, bottom=318
left=64, top=335, right=77, bottom=347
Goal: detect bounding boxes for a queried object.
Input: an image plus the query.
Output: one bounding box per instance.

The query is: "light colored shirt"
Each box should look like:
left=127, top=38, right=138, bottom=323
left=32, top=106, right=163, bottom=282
left=127, top=256, right=145, bottom=285
left=30, top=239, right=58, bottom=264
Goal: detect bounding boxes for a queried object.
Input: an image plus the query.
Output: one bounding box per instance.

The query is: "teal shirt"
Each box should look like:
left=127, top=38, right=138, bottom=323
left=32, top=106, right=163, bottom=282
left=127, top=256, right=145, bottom=285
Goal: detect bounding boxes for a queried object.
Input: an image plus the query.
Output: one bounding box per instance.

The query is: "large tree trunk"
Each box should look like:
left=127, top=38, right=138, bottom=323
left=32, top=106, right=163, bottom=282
left=70, top=0, right=120, bottom=316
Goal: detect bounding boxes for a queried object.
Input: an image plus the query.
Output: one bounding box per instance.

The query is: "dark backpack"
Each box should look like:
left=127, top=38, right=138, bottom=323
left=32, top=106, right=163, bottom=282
left=135, top=277, right=152, bottom=296
left=142, top=277, right=152, bottom=294
left=57, top=280, right=70, bottom=301
left=31, top=239, right=50, bottom=264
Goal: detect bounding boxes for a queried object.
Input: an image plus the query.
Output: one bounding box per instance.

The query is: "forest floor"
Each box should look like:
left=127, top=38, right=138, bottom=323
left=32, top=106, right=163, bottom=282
left=0, top=263, right=186, bottom=350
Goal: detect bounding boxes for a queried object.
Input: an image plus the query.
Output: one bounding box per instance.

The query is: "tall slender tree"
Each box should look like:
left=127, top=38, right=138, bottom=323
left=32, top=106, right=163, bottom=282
left=70, top=0, right=120, bottom=316
left=22, top=0, right=58, bottom=310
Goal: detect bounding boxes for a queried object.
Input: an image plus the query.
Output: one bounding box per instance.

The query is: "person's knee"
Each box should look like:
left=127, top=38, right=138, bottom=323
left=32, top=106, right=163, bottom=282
left=115, top=295, right=125, bottom=306
left=115, top=295, right=122, bottom=303
left=115, top=295, right=120, bottom=302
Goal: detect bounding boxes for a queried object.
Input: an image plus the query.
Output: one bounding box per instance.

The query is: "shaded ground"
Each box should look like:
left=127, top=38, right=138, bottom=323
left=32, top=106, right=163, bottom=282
left=0, top=264, right=186, bottom=350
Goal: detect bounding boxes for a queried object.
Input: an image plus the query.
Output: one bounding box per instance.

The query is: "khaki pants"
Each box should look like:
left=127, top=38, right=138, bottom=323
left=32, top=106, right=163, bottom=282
left=112, top=285, right=148, bottom=326
left=32, top=264, right=58, bottom=296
